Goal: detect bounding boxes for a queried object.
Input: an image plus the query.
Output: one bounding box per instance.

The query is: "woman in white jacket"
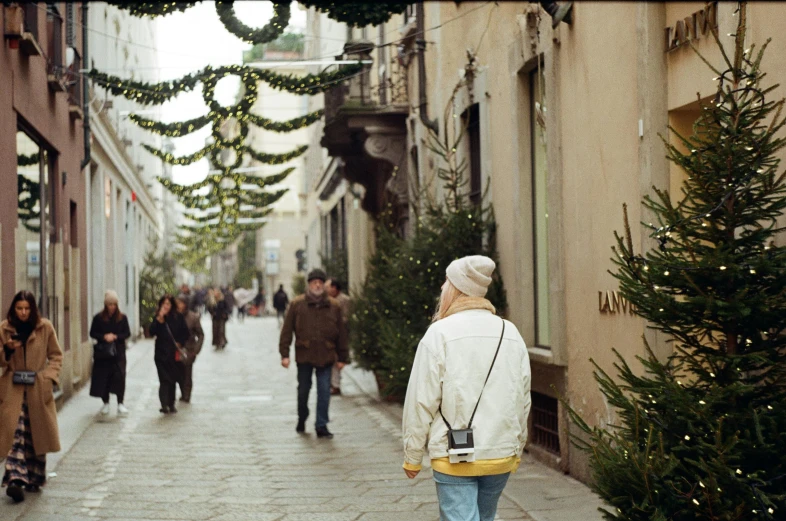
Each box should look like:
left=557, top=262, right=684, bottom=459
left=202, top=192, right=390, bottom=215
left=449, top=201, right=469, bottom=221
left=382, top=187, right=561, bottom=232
left=402, top=255, right=532, bottom=521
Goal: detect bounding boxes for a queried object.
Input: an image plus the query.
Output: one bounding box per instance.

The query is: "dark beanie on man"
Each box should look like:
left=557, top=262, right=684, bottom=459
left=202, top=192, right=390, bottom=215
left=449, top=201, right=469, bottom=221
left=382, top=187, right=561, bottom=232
left=307, top=269, right=327, bottom=282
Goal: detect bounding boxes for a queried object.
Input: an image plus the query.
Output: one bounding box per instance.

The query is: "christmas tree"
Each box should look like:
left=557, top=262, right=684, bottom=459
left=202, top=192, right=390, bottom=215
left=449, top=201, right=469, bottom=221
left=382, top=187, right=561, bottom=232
left=139, top=238, right=177, bottom=328
left=351, top=87, right=507, bottom=400
left=570, top=5, right=786, bottom=520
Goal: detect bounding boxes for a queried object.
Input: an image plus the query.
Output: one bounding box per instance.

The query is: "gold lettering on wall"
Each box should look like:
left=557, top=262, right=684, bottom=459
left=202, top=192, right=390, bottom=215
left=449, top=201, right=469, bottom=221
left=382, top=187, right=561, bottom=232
left=665, top=2, right=718, bottom=52
left=598, top=291, right=637, bottom=316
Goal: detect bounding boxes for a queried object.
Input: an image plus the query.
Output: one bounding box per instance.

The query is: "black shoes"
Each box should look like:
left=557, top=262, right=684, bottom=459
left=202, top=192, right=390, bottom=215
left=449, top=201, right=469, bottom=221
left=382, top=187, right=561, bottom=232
left=296, top=419, right=306, bottom=434
left=25, top=485, right=40, bottom=493
left=316, top=427, right=334, bottom=439
left=6, top=481, right=24, bottom=503
left=170, top=406, right=178, bottom=414
left=159, top=406, right=177, bottom=414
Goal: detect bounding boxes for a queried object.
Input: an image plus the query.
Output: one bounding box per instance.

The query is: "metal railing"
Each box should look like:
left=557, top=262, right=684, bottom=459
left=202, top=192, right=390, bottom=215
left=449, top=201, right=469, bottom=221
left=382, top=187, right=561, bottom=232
left=323, top=43, right=409, bottom=124
left=531, top=392, right=561, bottom=454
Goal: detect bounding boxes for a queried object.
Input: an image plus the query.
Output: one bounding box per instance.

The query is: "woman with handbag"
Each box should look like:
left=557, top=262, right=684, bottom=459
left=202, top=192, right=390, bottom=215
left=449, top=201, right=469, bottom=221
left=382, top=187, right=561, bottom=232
left=149, top=295, right=189, bottom=414
left=402, top=256, right=532, bottom=521
left=0, top=290, right=63, bottom=503
left=89, top=290, right=131, bottom=417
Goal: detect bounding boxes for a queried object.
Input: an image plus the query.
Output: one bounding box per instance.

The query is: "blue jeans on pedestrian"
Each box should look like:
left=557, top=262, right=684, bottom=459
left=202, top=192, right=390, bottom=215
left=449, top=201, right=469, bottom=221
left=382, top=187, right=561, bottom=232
left=297, top=363, right=332, bottom=429
left=433, top=470, right=511, bottom=521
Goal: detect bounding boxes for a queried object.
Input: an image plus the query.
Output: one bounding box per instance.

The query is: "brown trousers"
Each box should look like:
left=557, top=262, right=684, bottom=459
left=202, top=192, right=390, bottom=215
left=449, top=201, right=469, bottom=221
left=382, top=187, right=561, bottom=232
left=179, top=361, right=194, bottom=401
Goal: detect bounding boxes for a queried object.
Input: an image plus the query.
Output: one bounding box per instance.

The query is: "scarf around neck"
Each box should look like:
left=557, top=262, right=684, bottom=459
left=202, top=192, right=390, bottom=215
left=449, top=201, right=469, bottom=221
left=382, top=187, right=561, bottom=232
left=440, top=296, right=496, bottom=321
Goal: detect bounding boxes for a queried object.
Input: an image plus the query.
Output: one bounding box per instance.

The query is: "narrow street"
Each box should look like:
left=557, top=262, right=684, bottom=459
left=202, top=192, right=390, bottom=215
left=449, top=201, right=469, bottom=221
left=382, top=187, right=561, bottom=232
left=0, top=316, right=542, bottom=521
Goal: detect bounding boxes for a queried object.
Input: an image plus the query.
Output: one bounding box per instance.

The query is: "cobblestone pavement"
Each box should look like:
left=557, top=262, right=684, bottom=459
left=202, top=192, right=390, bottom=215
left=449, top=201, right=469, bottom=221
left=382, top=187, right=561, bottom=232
left=1, top=315, right=532, bottom=521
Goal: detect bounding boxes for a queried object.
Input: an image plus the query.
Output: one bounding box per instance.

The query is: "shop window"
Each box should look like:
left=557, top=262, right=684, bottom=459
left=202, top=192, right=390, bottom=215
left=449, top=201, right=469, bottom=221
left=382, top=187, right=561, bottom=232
left=531, top=392, right=560, bottom=454
left=530, top=68, right=551, bottom=348
left=15, top=129, right=56, bottom=320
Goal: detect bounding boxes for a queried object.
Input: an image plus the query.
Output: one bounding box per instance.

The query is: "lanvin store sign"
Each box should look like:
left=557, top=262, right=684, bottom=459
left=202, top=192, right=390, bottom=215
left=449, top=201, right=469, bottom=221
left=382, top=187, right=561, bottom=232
left=665, top=2, right=719, bottom=52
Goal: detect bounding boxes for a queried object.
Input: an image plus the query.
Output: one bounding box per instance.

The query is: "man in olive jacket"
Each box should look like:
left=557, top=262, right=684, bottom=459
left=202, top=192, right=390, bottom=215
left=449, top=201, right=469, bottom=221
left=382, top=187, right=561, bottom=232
left=279, top=269, right=348, bottom=439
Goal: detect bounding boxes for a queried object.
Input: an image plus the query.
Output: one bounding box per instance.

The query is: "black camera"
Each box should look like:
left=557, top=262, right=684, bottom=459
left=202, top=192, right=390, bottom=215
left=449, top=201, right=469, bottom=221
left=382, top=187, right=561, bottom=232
left=10, top=333, right=21, bottom=341
left=447, top=428, right=476, bottom=463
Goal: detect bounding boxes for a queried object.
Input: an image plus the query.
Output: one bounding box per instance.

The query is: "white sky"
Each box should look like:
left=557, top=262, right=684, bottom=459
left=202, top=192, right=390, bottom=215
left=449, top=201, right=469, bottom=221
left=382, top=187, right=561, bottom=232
left=156, top=2, right=307, bottom=185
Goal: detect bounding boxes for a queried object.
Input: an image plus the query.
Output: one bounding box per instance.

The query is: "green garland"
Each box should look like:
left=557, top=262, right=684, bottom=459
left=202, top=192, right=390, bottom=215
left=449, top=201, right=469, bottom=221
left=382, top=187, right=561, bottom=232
left=215, top=1, right=290, bottom=45
left=144, top=142, right=307, bottom=167
left=300, top=1, right=410, bottom=27
left=17, top=153, right=40, bottom=167
left=88, top=63, right=364, bottom=106
left=17, top=174, right=41, bottom=233
left=103, top=2, right=197, bottom=17
left=107, top=0, right=409, bottom=28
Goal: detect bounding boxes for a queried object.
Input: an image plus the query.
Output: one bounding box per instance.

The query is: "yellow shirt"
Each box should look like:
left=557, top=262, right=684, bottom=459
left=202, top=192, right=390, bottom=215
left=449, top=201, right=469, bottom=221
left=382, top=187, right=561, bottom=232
left=403, top=456, right=520, bottom=477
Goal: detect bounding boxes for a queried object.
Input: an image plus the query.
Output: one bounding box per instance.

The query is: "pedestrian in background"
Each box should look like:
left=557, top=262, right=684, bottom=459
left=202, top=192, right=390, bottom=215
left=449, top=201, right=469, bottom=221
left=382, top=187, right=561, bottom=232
left=0, top=291, right=63, bottom=503
left=149, top=295, right=189, bottom=414
left=224, top=286, right=236, bottom=321
left=210, top=291, right=229, bottom=350
left=89, top=290, right=131, bottom=417
left=273, top=285, right=289, bottom=327
left=205, top=288, right=217, bottom=318
left=326, top=278, right=351, bottom=396
left=253, top=288, right=266, bottom=316
left=402, top=256, right=531, bottom=521
left=279, top=269, right=348, bottom=439
left=175, top=295, right=204, bottom=404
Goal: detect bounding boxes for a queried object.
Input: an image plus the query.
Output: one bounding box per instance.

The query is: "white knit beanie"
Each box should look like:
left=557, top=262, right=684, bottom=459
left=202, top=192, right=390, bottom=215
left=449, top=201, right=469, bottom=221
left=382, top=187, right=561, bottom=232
left=445, top=255, right=496, bottom=298
left=104, top=290, right=119, bottom=305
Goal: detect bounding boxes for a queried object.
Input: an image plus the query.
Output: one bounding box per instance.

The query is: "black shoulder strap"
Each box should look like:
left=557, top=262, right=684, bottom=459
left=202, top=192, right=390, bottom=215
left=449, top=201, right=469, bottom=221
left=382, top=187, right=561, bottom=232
left=439, top=318, right=506, bottom=430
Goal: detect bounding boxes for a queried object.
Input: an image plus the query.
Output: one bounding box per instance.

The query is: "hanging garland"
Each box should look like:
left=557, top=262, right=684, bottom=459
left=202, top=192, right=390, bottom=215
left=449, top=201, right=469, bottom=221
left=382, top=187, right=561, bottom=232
left=17, top=153, right=40, bottom=167
left=130, top=109, right=324, bottom=137
left=107, top=0, right=409, bottom=28
left=88, top=63, right=363, bottom=106
left=17, top=174, right=40, bottom=233
left=215, top=1, right=290, bottom=45
left=299, top=1, right=410, bottom=28
left=143, top=142, right=307, bottom=166
left=94, top=1, right=374, bottom=268
left=103, top=2, right=198, bottom=17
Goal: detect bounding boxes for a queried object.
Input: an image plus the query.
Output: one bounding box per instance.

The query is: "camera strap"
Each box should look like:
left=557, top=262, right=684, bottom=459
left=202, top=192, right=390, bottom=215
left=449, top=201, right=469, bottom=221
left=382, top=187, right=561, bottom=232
left=439, top=318, right=506, bottom=431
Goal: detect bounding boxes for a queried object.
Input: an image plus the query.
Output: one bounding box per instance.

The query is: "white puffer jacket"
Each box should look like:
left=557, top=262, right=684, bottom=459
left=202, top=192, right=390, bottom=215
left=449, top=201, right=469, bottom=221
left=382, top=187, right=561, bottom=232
left=402, top=309, right=532, bottom=467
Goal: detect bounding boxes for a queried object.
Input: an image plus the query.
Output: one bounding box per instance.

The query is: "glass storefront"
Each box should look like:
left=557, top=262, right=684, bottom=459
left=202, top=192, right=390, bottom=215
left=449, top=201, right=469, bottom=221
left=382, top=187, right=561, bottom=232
left=16, top=128, right=56, bottom=321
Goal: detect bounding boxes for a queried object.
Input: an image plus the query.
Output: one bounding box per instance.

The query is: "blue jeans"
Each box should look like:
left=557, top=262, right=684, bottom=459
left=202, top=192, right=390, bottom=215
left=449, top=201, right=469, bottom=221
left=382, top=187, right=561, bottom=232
left=433, top=471, right=511, bottom=521
left=297, top=363, right=332, bottom=428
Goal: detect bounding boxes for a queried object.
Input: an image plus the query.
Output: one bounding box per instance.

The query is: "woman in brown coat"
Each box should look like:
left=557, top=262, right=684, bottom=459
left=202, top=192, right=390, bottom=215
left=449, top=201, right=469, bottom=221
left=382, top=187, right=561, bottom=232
left=0, top=291, right=63, bottom=503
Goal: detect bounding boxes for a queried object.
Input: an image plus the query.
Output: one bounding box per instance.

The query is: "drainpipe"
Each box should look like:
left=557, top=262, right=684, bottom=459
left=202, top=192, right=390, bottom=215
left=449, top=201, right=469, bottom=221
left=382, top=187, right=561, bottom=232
left=79, top=2, right=90, bottom=170
left=416, top=2, right=438, bottom=134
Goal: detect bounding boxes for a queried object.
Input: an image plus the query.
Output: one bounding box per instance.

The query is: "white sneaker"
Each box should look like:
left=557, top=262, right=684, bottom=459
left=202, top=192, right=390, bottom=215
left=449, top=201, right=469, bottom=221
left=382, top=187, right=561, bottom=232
left=117, top=404, right=129, bottom=416
left=100, top=403, right=110, bottom=415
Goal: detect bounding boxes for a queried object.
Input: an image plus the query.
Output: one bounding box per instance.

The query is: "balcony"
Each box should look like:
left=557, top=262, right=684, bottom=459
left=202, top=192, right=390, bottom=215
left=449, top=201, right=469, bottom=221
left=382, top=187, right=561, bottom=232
left=20, top=3, right=43, bottom=56
left=321, top=42, right=410, bottom=221
left=46, top=8, right=66, bottom=93
left=3, top=3, right=43, bottom=56
left=67, top=49, right=83, bottom=119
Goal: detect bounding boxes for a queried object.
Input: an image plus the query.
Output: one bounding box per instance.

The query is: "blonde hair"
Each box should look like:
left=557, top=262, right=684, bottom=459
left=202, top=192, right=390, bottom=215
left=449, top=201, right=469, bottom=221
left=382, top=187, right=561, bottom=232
left=433, top=280, right=464, bottom=322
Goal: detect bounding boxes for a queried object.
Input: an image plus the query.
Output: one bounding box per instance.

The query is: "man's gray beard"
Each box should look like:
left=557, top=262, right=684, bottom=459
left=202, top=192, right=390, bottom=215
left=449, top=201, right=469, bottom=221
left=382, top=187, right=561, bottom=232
left=309, top=288, right=325, bottom=297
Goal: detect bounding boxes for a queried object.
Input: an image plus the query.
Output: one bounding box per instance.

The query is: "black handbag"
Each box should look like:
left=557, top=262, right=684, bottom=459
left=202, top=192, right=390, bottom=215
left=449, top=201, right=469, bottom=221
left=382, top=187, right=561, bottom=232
left=439, top=318, right=506, bottom=463
left=93, top=341, right=117, bottom=361
left=12, top=370, right=36, bottom=385
left=12, top=340, right=37, bottom=385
